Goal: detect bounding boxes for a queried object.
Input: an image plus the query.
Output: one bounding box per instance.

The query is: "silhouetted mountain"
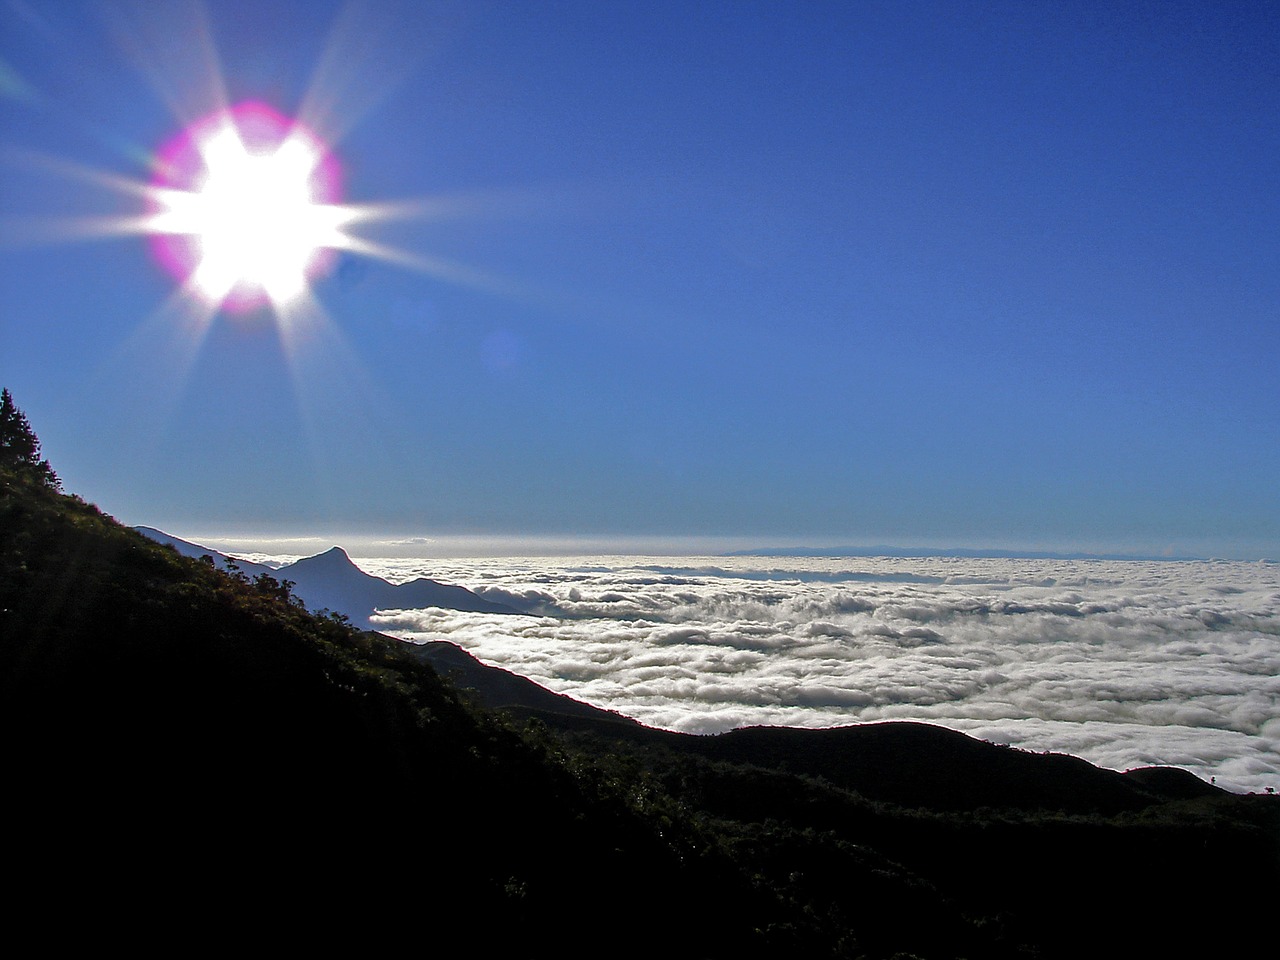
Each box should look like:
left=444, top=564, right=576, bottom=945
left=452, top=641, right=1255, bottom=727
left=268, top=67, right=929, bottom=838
left=135, top=525, right=277, bottom=577
left=135, top=526, right=520, bottom=625
left=413, top=639, right=643, bottom=728
left=282, top=545, right=518, bottom=622
left=406, top=641, right=1244, bottom=814
left=1120, top=764, right=1226, bottom=800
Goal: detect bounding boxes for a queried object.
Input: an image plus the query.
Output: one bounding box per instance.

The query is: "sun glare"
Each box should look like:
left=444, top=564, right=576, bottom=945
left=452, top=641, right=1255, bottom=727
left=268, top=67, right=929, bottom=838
left=147, top=102, right=353, bottom=311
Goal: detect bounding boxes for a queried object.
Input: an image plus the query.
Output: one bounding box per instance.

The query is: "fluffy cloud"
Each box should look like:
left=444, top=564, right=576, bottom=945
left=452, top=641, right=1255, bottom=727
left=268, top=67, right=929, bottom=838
left=359, top=555, right=1280, bottom=794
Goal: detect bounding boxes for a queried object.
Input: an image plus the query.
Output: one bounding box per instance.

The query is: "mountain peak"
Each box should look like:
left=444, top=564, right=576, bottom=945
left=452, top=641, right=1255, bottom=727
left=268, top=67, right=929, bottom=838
left=293, top=545, right=354, bottom=565
left=135, top=526, right=519, bottom=623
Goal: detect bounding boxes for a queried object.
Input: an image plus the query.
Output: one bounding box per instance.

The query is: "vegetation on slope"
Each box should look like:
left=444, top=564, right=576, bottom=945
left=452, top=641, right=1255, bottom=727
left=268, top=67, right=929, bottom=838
left=0, top=398, right=758, bottom=954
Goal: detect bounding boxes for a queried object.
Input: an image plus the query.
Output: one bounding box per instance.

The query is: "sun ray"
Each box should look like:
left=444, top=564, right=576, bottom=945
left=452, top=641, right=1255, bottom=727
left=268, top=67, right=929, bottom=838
left=294, top=0, right=437, bottom=148
left=270, top=282, right=409, bottom=509
left=334, top=234, right=532, bottom=298
left=77, top=273, right=222, bottom=461
left=0, top=213, right=159, bottom=247
left=101, top=0, right=229, bottom=135
left=2, top=147, right=157, bottom=198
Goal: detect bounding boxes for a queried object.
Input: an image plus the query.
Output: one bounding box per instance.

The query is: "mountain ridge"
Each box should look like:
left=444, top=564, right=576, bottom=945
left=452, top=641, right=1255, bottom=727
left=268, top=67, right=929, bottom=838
left=411, top=638, right=1239, bottom=813
left=135, top=525, right=520, bottom=625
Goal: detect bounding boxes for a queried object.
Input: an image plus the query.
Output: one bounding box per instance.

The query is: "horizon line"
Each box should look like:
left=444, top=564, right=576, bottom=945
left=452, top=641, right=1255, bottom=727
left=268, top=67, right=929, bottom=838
left=134, top=526, right=1276, bottom=563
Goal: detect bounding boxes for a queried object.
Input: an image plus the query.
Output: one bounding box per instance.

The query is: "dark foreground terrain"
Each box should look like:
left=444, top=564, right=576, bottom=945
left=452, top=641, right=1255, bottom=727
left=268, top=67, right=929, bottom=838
left=3, top=419, right=1276, bottom=957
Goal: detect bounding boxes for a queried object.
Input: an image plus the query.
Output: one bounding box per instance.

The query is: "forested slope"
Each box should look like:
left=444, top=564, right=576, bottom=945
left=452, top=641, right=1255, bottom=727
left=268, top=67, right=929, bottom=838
left=0, top=444, right=775, bottom=955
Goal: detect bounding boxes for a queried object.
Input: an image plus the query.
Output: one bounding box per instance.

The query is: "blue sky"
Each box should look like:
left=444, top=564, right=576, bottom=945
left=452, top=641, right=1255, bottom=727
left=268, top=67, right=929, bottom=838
left=1, top=0, right=1277, bottom=557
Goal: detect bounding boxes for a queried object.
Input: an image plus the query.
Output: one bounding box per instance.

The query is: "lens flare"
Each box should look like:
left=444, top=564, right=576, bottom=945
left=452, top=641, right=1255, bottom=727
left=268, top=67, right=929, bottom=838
left=147, top=102, right=352, bottom=312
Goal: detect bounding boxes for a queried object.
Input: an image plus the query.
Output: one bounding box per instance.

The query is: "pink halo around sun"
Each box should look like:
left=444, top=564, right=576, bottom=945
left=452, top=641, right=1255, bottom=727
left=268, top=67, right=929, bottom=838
left=148, top=102, right=344, bottom=312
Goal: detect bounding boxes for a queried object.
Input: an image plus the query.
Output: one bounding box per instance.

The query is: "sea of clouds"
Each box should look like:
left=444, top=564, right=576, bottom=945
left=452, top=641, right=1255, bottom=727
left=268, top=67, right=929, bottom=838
left=343, top=554, right=1279, bottom=794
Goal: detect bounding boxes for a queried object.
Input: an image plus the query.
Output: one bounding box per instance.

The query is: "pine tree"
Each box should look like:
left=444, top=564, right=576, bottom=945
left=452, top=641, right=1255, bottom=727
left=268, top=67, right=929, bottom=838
left=0, top=388, right=60, bottom=490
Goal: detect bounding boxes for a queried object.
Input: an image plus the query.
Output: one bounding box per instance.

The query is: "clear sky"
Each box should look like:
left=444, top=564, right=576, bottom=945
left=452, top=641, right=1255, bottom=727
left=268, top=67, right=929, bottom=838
left=1, top=0, right=1277, bottom=558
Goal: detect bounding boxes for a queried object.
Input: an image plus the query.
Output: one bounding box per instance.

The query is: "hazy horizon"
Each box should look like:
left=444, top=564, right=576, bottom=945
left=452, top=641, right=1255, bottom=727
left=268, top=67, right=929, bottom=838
left=153, top=525, right=1276, bottom=563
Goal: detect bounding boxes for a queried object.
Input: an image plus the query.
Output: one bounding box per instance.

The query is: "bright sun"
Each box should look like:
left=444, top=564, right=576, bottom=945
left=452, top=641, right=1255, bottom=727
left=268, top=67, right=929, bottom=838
left=147, top=102, right=354, bottom=311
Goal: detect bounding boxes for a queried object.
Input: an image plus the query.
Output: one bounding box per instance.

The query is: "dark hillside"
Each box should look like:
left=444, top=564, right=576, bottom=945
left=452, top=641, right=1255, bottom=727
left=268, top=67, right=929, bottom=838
left=414, top=638, right=645, bottom=728
left=416, top=633, right=1280, bottom=958
left=0, top=452, right=776, bottom=955
left=540, top=715, right=1279, bottom=960
left=690, top=722, right=1157, bottom=814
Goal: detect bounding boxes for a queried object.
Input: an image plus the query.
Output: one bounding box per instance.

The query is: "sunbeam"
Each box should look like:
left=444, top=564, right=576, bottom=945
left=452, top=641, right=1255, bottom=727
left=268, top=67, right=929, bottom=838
left=271, top=283, right=405, bottom=509
left=101, top=0, right=228, bottom=134
left=334, top=233, right=530, bottom=299
left=81, top=276, right=222, bottom=458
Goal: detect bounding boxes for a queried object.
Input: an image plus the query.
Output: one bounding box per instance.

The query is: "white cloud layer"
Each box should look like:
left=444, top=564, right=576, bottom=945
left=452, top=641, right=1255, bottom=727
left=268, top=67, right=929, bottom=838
left=350, top=555, right=1280, bottom=794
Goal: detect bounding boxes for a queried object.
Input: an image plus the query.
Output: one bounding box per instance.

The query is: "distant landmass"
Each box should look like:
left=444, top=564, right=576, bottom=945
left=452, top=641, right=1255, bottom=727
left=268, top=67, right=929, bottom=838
left=412, top=640, right=1224, bottom=814
left=136, top=526, right=520, bottom=625
left=413, top=640, right=644, bottom=729
left=725, top=545, right=1211, bottom=561
left=137, top=526, right=279, bottom=577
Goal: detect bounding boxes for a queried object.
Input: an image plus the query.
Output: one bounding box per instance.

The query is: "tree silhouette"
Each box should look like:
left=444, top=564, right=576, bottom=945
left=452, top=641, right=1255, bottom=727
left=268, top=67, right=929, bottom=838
left=0, top=388, right=60, bottom=490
